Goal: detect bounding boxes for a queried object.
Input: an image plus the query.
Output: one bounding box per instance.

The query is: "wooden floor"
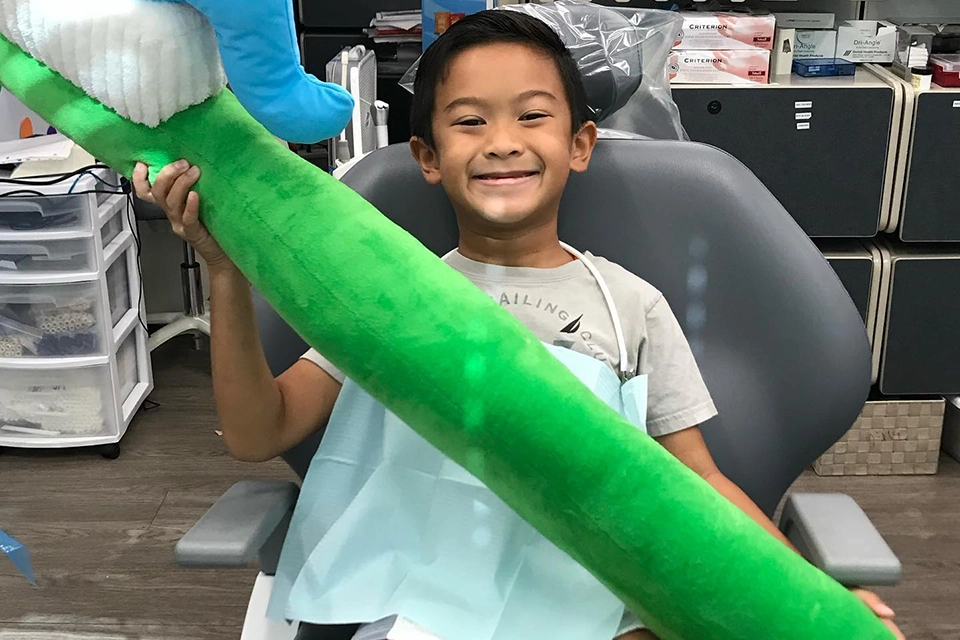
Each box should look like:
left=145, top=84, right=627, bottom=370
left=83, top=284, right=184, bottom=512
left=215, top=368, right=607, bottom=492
left=1, top=336, right=958, bottom=640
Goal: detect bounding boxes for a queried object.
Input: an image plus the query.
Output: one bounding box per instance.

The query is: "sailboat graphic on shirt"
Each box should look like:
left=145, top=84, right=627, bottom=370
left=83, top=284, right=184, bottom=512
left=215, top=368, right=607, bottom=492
left=561, top=314, right=583, bottom=334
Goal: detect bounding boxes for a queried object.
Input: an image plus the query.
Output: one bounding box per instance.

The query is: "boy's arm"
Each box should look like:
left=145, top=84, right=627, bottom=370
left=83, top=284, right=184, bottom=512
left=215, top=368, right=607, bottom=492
left=654, top=427, right=795, bottom=549
left=135, top=161, right=341, bottom=463
left=209, top=263, right=342, bottom=462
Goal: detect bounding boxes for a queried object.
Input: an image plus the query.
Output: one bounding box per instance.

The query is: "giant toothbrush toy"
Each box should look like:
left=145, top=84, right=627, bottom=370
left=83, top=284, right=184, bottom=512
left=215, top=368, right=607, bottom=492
left=0, top=2, right=894, bottom=639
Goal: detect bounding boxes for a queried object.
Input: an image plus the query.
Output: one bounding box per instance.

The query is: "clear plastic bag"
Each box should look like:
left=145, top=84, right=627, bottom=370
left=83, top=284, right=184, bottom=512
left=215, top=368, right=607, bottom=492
left=399, top=0, right=687, bottom=141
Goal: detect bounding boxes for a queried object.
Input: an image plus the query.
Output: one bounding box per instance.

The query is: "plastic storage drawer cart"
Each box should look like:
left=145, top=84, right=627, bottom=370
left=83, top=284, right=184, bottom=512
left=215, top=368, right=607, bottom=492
left=0, top=169, right=153, bottom=458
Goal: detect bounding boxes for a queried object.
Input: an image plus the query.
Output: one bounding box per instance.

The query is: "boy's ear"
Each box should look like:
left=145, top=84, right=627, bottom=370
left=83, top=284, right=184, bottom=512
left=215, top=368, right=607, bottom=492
left=570, top=121, right=598, bottom=174
left=410, top=137, right=442, bottom=185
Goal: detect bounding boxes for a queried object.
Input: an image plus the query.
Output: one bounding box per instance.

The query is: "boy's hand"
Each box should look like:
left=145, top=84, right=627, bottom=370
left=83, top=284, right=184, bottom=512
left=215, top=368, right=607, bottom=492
left=853, top=589, right=905, bottom=639
left=133, top=161, right=234, bottom=272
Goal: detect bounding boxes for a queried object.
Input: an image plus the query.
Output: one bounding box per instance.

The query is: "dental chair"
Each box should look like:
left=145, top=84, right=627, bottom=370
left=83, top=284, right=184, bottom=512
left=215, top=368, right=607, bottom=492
left=174, top=139, right=903, bottom=640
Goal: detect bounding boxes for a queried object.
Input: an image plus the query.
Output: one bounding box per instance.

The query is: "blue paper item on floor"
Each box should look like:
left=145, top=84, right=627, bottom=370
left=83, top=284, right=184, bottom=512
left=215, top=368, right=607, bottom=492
left=0, top=528, right=37, bottom=586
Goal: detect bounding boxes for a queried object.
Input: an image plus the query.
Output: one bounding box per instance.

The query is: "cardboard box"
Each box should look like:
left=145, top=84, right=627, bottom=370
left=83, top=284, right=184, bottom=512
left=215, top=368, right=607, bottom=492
left=668, top=50, right=771, bottom=85
left=793, top=29, right=837, bottom=60
left=895, top=24, right=936, bottom=67
left=422, top=0, right=496, bottom=50
left=774, top=13, right=836, bottom=30
left=674, top=12, right=776, bottom=51
left=771, top=28, right=796, bottom=76
left=836, top=20, right=898, bottom=63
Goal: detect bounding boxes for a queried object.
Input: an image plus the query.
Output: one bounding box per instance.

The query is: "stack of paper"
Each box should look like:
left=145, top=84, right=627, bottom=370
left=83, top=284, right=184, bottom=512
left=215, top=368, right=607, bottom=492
left=0, top=132, right=100, bottom=179
left=905, top=43, right=930, bottom=69
left=0, top=133, right=74, bottom=165
left=368, top=10, right=422, bottom=43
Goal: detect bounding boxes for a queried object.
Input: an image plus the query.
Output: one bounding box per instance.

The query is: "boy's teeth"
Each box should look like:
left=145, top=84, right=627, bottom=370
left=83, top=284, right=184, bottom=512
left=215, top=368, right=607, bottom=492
left=480, top=172, right=535, bottom=179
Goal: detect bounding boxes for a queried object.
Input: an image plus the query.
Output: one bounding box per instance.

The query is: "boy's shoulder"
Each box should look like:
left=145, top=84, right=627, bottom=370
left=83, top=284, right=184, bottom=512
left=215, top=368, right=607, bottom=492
left=584, top=252, right=664, bottom=316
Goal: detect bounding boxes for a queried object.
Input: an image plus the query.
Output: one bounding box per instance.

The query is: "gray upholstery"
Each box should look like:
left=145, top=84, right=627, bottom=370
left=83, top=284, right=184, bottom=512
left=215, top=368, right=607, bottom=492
left=175, top=480, right=298, bottom=567
left=781, top=493, right=902, bottom=586
left=339, top=140, right=873, bottom=516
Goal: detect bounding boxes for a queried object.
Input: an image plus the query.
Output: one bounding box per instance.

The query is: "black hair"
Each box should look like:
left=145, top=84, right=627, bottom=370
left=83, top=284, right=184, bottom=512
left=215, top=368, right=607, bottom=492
left=410, top=10, right=590, bottom=147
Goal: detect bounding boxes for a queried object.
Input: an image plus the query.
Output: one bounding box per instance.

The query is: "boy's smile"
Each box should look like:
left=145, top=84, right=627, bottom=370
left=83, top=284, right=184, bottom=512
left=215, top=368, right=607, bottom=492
left=411, top=42, right=596, bottom=241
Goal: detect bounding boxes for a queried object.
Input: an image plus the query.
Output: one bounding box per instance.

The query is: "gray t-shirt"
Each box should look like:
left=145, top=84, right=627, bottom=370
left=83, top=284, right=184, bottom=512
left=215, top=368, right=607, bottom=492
left=302, top=250, right=717, bottom=437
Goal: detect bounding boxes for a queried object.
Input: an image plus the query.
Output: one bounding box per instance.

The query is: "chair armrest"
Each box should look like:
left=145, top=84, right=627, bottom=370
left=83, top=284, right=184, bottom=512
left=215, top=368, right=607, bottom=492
left=175, top=480, right=299, bottom=568
left=779, top=492, right=902, bottom=587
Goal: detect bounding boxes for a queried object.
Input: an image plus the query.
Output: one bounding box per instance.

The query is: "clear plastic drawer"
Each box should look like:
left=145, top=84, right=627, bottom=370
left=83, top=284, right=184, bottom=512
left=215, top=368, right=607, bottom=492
left=0, top=281, right=105, bottom=358
left=0, top=236, right=96, bottom=275
left=116, top=328, right=141, bottom=404
left=105, top=255, right=131, bottom=328
left=0, top=194, right=93, bottom=235
left=100, top=206, right=124, bottom=249
left=0, top=364, right=116, bottom=438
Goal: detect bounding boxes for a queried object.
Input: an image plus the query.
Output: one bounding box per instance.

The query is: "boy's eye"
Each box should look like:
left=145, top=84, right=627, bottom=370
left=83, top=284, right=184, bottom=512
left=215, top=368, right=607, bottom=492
left=455, top=118, right=484, bottom=127
left=520, top=112, right=549, bottom=122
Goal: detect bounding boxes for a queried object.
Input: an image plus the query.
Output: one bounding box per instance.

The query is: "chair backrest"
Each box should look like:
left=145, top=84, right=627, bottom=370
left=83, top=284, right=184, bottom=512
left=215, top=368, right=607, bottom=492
left=259, top=139, right=871, bottom=516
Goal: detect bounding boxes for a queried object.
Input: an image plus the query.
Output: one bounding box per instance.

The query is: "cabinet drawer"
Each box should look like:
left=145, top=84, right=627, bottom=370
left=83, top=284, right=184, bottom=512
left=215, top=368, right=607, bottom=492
left=105, top=253, right=132, bottom=328
left=0, top=236, right=96, bottom=275
left=100, top=204, right=124, bottom=249
left=0, top=196, right=129, bottom=280
left=0, top=363, right=117, bottom=438
left=116, top=327, right=141, bottom=405
left=0, top=280, right=106, bottom=358
left=0, top=193, right=94, bottom=235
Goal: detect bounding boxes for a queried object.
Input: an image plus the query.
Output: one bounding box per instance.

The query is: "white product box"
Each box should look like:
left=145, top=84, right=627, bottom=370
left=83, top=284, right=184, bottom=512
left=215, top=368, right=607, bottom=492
left=774, top=13, right=836, bottom=30
left=674, top=12, right=776, bottom=51
left=771, top=28, right=796, bottom=76
left=836, top=20, right=898, bottom=64
left=668, top=50, right=771, bottom=85
left=793, top=29, right=837, bottom=60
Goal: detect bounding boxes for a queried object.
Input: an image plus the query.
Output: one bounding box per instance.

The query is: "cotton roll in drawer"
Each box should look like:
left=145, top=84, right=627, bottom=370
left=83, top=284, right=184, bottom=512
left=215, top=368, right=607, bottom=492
left=0, top=280, right=105, bottom=358
left=0, top=363, right=116, bottom=438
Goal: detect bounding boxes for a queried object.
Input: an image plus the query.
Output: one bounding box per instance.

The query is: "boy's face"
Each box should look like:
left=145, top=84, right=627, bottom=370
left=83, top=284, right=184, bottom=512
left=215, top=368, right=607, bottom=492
left=411, top=42, right=597, bottom=233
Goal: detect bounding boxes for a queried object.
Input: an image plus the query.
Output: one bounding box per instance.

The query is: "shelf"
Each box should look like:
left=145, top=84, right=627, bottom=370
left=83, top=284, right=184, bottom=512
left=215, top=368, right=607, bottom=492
left=671, top=67, right=891, bottom=91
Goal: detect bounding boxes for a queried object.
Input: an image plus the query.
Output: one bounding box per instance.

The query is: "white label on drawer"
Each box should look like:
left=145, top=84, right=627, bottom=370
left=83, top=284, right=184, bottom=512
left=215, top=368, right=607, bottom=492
left=954, top=100, right=960, bottom=108
left=796, top=112, right=812, bottom=120
left=797, top=122, right=811, bottom=130
left=0, top=260, right=15, bottom=270
left=795, top=101, right=813, bottom=109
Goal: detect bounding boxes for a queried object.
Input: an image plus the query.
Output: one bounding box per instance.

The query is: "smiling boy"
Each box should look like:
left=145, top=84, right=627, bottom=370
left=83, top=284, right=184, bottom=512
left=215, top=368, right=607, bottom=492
left=133, top=9, right=902, bottom=640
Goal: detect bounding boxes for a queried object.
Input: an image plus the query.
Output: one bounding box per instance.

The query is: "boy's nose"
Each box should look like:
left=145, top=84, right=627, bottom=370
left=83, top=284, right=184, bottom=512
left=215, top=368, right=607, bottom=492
left=483, top=126, right=524, bottom=159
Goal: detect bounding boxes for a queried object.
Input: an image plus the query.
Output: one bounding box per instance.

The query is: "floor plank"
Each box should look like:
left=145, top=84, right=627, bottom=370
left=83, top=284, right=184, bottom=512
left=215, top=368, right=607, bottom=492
left=2, top=335, right=959, bottom=638
left=0, top=337, right=292, bottom=636
left=0, top=625, right=243, bottom=640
